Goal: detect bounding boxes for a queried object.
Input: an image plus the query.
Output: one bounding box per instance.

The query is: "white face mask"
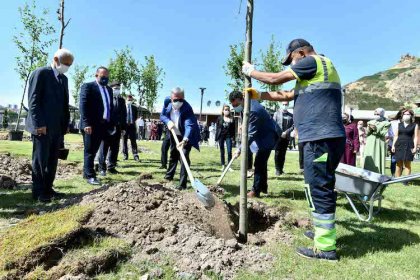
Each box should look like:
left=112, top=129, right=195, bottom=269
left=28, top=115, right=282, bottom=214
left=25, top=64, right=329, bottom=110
left=113, top=89, right=120, bottom=95
left=223, top=110, right=230, bottom=116
left=172, top=101, right=183, bottom=110
left=55, top=61, right=69, bottom=74
left=402, top=115, right=411, bottom=122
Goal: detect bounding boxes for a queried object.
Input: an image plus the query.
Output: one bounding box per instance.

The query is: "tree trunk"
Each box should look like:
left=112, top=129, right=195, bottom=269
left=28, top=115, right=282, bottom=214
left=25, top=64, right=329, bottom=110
left=58, top=0, right=70, bottom=49
left=15, top=74, right=30, bottom=131
left=239, top=0, right=253, bottom=243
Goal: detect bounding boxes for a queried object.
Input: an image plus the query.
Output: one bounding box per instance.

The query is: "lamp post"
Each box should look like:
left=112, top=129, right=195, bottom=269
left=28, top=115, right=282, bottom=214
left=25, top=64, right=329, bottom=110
left=199, top=87, right=206, bottom=122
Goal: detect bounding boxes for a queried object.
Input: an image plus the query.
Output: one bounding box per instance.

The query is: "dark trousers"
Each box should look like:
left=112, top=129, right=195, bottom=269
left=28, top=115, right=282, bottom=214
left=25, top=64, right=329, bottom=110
left=248, top=148, right=253, bottom=170
left=83, top=124, right=107, bottom=179
left=165, top=134, right=192, bottom=187
left=274, top=138, right=289, bottom=172
left=161, top=135, right=170, bottom=167
left=31, top=134, right=61, bottom=198
left=251, top=148, right=272, bottom=195
left=303, top=137, right=345, bottom=214
left=390, top=152, right=396, bottom=175
left=298, top=142, right=304, bottom=170
left=123, top=124, right=138, bottom=158
left=99, top=127, right=122, bottom=171
left=138, top=126, right=144, bottom=140
left=219, top=137, right=233, bottom=166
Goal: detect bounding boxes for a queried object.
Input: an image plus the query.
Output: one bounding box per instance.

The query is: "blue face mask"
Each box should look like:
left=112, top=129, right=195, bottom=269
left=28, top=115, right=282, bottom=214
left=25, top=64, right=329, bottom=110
left=99, top=76, right=109, bottom=86
left=234, top=104, right=243, bottom=113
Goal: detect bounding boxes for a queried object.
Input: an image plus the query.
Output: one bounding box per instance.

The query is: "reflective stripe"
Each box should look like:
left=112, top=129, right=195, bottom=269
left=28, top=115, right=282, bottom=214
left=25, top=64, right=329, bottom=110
left=295, top=82, right=342, bottom=95
left=319, top=56, right=328, bottom=82
left=314, top=226, right=337, bottom=251
left=312, top=212, right=335, bottom=220
left=304, top=184, right=315, bottom=211
left=314, top=221, right=335, bottom=230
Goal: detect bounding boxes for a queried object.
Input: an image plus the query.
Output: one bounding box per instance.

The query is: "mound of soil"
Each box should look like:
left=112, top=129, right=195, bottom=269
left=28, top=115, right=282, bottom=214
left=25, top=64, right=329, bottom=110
left=0, top=153, right=81, bottom=188
left=82, top=181, right=292, bottom=279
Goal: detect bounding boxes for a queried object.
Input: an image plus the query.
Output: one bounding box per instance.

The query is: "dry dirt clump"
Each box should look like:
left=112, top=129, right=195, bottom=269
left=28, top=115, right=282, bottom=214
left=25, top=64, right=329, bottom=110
left=81, top=181, right=292, bottom=279
left=0, top=153, right=81, bottom=188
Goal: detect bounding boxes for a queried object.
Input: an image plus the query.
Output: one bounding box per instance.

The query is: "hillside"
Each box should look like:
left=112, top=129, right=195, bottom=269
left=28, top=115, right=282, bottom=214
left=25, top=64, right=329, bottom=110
left=344, top=54, right=420, bottom=110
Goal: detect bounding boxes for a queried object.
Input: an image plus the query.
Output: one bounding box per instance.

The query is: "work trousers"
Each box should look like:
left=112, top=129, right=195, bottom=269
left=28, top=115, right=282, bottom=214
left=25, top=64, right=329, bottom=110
left=303, top=137, right=345, bottom=251
left=251, top=148, right=272, bottom=195
left=274, top=138, right=289, bottom=172
left=123, top=123, right=138, bottom=158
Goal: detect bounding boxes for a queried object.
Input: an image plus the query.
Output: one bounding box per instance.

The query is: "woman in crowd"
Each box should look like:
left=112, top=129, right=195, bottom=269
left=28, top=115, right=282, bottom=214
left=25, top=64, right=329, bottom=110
left=215, top=105, right=235, bottom=171
left=150, top=121, right=158, bottom=141
left=388, top=108, right=405, bottom=176
left=341, top=113, right=359, bottom=166
left=357, top=120, right=367, bottom=166
left=362, top=108, right=391, bottom=174
left=392, top=109, right=418, bottom=179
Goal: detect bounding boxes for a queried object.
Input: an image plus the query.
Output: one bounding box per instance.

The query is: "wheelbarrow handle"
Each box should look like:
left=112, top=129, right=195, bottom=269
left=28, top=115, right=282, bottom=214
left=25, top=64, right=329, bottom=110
left=382, top=173, right=420, bottom=185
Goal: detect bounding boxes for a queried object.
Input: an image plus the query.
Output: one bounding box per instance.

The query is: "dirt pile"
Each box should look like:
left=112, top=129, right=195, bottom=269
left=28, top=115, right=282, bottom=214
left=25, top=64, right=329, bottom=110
left=0, top=153, right=81, bottom=188
left=82, top=180, right=292, bottom=279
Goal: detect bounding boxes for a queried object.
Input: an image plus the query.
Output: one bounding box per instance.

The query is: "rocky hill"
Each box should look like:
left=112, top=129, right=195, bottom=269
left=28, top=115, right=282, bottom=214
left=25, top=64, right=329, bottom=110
left=344, top=54, right=420, bottom=110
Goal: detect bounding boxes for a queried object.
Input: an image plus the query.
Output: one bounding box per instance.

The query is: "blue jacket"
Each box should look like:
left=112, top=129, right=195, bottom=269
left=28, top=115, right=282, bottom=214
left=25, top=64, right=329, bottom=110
left=79, top=81, right=114, bottom=129
left=248, top=100, right=278, bottom=150
left=160, top=97, right=200, bottom=150
left=26, top=66, right=70, bottom=136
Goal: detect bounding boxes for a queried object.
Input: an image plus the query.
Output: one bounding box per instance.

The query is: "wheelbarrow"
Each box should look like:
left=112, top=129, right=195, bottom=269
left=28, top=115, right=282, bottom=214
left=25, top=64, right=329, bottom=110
left=335, top=163, right=420, bottom=222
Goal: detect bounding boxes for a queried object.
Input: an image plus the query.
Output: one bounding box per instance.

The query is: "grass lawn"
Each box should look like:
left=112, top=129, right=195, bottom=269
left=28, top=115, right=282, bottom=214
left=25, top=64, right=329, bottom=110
left=0, top=134, right=419, bottom=279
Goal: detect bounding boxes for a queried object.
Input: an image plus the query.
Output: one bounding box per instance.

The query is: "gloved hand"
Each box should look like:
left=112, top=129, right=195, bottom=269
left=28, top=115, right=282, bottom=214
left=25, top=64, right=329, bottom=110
left=177, top=138, right=188, bottom=149
left=167, top=121, right=175, bottom=131
left=242, top=61, right=255, bottom=77
left=243, top=88, right=261, bottom=100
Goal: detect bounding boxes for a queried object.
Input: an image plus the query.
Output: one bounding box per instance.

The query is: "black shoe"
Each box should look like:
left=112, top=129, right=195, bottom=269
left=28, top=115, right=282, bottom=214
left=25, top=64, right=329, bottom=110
left=38, top=195, right=52, bottom=203
left=134, top=155, right=140, bottom=161
left=94, top=163, right=99, bottom=172
left=159, top=165, right=167, bottom=169
left=296, top=247, right=338, bottom=262
left=164, top=176, right=173, bottom=181
left=49, top=190, right=65, bottom=199
left=275, top=170, right=283, bottom=176
left=99, top=170, right=107, bottom=177
left=108, top=168, right=119, bottom=174
left=86, top=178, right=101, bottom=185
left=175, top=185, right=187, bottom=190
left=303, top=230, right=314, bottom=240
left=123, top=156, right=128, bottom=160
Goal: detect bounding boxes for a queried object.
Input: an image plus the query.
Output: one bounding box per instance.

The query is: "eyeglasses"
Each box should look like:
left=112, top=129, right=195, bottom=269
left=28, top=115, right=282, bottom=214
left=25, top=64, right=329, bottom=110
left=173, top=99, right=184, bottom=103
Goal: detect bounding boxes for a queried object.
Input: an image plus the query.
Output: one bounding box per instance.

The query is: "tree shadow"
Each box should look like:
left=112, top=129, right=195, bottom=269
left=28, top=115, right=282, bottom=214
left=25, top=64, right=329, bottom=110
left=263, top=189, right=307, bottom=200
left=337, top=221, right=420, bottom=258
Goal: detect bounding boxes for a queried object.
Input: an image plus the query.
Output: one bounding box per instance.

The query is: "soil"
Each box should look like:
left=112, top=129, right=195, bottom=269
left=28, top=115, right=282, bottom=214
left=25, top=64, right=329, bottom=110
left=0, top=153, right=81, bottom=189
left=81, top=180, right=294, bottom=279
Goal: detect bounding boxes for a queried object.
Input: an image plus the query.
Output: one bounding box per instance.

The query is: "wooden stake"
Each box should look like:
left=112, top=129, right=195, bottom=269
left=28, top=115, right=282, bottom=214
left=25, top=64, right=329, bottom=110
left=238, top=0, right=253, bottom=243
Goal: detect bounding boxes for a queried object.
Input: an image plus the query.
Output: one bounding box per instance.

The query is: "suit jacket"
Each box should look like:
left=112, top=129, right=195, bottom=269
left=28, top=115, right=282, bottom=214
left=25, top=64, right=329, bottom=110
left=79, top=81, right=114, bottom=129
left=112, top=94, right=127, bottom=130
left=160, top=97, right=200, bottom=150
left=248, top=100, right=278, bottom=150
left=215, top=116, right=235, bottom=141
left=273, top=109, right=294, bottom=139
left=26, top=66, right=70, bottom=136
left=126, top=103, right=139, bottom=125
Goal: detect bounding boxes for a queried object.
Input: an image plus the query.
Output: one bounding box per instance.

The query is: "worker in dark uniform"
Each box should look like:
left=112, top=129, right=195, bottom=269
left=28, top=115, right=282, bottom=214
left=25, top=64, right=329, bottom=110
left=242, top=39, right=345, bottom=261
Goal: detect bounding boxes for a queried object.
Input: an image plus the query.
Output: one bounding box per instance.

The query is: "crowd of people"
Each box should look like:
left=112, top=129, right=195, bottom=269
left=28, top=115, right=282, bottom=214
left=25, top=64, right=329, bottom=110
left=24, top=39, right=418, bottom=263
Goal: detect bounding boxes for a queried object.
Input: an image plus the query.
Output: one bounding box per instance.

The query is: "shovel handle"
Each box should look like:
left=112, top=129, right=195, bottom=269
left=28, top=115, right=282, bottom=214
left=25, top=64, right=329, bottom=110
left=169, top=128, right=195, bottom=185
left=217, top=156, right=237, bottom=185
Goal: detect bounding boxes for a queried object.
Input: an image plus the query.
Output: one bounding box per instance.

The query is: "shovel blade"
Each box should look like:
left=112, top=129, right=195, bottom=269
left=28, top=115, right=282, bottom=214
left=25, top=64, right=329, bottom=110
left=193, top=179, right=215, bottom=208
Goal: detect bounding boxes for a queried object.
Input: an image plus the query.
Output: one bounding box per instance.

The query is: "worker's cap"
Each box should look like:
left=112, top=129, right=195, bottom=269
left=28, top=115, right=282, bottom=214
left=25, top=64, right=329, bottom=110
left=282, top=39, right=313, bottom=66
left=110, top=81, right=121, bottom=87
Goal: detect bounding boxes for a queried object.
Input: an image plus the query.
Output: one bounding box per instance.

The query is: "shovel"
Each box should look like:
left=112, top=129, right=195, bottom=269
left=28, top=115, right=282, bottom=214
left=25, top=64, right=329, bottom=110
left=169, top=128, right=215, bottom=208
left=216, top=155, right=238, bottom=186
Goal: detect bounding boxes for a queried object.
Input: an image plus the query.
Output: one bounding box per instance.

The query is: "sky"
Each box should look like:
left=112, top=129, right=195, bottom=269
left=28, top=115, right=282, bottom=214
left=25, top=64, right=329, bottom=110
left=0, top=0, right=419, bottom=109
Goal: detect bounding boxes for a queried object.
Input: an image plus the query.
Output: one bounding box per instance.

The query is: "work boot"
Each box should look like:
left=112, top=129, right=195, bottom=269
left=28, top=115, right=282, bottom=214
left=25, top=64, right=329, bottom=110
left=134, top=155, right=140, bottom=161
left=158, top=165, right=167, bottom=169
left=296, top=247, right=338, bottom=262
left=303, top=230, right=314, bottom=240
left=175, top=185, right=187, bottom=190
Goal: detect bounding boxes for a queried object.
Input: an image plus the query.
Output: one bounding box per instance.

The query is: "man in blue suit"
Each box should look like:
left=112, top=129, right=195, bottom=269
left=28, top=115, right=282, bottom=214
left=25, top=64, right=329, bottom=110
left=229, top=90, right=279, bottom=198
left=26, top=48, right=73, bottom=203
left=160, top=87, right=200, bottom=190
left=79, top=67, right=114, bottom=185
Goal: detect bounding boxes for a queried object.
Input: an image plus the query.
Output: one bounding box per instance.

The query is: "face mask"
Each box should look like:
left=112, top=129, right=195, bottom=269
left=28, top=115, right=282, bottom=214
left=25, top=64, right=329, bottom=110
left=342, top=119, right=348, bottom=124
left=402, top=115, right=411, bottom=122
left=234, top=104, right=243, bottom=113
left=113, top=89, right=120, bottom=95
left=224, top=110, right=230, bottom=116
left=358, top=125, right=363, bottom=129
left=55, top=62, right=69, bottom=74
left=99, top=76, right=109, bottom=86
left=172, top=101, right=183, bottom=110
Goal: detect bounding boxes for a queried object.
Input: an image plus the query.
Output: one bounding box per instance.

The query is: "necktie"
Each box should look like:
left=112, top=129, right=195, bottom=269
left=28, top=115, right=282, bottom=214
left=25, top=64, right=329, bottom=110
left=57, top=74, right=62, bottom=84
left=128, top=105, right=132, bottom=124
left=102, top=86, right=110, bottom=122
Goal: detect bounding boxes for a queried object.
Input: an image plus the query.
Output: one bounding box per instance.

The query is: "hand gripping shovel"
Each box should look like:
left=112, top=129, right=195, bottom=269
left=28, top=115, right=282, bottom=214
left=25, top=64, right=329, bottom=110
left=170, top=128, right=215, bottom=208
left=216, top=155, right=238, bottom=186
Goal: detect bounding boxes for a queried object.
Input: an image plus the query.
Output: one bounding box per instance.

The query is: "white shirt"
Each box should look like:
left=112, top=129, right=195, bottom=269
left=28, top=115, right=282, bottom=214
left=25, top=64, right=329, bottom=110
left=170, top=108, right=181, bottom=135
left=96, top=81, right=111, bottom=121
left=138, top=118, right=145, bottom=126
left=126, top=103, right=133, bottom=124
left=50, top=64, right=61, bottom=83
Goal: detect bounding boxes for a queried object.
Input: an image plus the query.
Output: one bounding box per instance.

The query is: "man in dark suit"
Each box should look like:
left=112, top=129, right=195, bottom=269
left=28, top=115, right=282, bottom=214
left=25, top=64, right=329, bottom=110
left=98, top=81, right=127, bottom=175
left=273, top=101, right=294, bottom=175
left=229, top=90, right=279, bottom=198
left=160, top=87, right=200, bottom=190
left=79, top=67, right=114, bottom=185
left=26, top=48, right=73, bottom=202
left=123, top=94, right=139, bottom=161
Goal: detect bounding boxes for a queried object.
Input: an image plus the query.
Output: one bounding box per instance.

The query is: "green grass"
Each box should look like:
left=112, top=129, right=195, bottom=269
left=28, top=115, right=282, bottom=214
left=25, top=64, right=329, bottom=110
left=0, top=137, right=419, bottom=279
